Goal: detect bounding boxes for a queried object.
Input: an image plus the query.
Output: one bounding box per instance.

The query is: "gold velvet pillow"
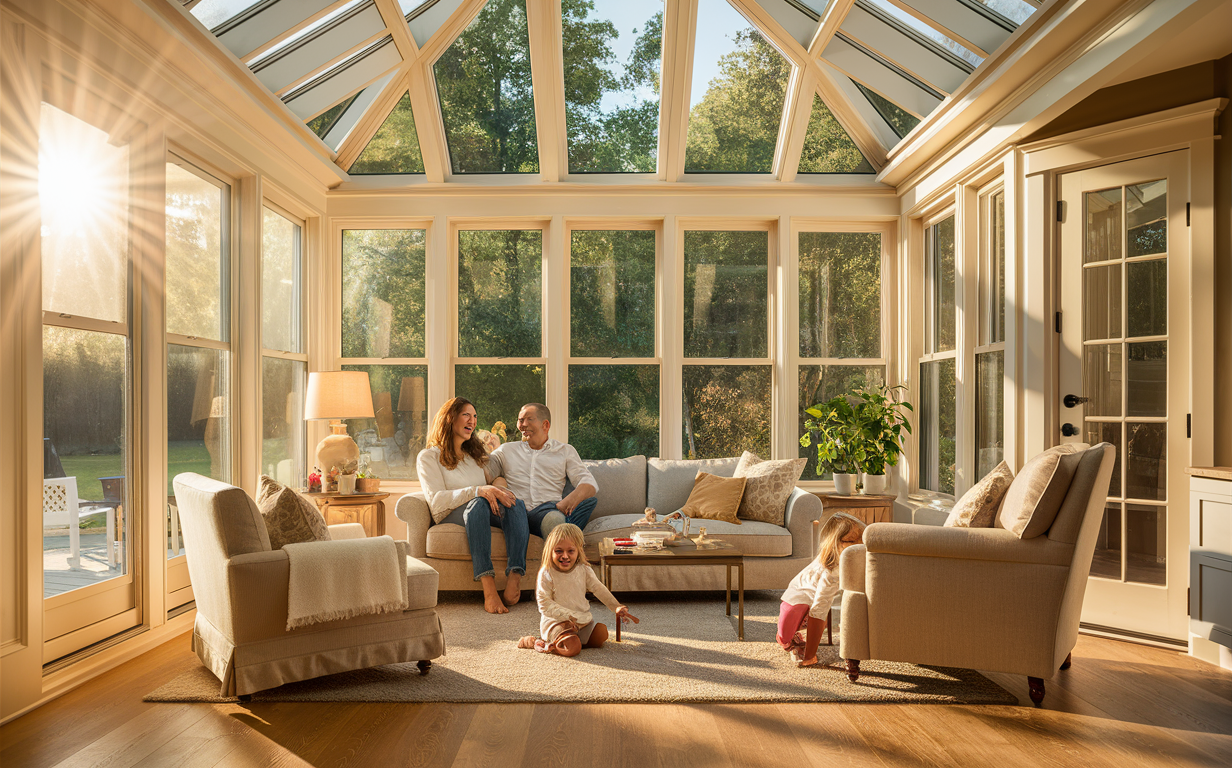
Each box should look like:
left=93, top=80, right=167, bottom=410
left=681, top=472, right=747, bottom=525
left=257, top=475, right=331, bottom=550
left=945, top=461, right=1014, bottom=528
left=733, top=452, right=806, bottom=526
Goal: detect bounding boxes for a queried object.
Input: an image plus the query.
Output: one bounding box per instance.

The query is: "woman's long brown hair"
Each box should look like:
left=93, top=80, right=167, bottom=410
left=427, top=397, right=488, bottom=470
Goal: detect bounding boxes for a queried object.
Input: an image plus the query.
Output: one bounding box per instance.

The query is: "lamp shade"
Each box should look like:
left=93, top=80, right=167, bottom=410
left=398, top=376, right=426, bottom=412
left=304, top=371, right=375, bottom=420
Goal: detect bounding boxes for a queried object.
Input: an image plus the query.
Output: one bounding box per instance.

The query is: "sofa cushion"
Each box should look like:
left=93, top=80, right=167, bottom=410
left=681, top=472, right=746, bottom=524
left=997, top=444, right=1085, bottom=538
left=568, top=455, right=647, bottom=519
left=425, top=524, right=546, bottom=563
left=945, top=461, right=1014, bottom=528
left=647, top=457, right=740, bottom=513
left=582, top=513, right=792, bottom=557
left=405, top=555, right=441, bottom=611
left=733, top=452, right=806, bottom=526
left=256, top=475, right=330, bottom=550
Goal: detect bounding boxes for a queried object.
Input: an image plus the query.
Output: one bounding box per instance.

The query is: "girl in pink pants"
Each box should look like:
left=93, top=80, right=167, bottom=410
left=777, top=513, right=866, bottom=667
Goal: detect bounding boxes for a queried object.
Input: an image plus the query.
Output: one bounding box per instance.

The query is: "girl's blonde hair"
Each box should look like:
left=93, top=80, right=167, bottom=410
left=541, top=523, right=589, bottom=573
left=816, top=513, right=866, bottom=571
left=427, top=397, right=488, bottom=471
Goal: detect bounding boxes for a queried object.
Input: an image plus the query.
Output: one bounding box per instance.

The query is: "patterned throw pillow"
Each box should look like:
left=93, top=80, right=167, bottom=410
left=944, top=461, right=1014, bottom=528
left=257, top=475, right=331, bottom=550
left=681, top=472, right=747, bottom=525
left=733, top=452, right=807, bottom=526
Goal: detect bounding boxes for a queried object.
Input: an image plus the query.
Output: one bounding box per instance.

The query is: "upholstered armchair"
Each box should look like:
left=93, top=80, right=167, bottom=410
left=173, top=473, right=445, bottom=697
left=838, top=442, right=1116, bottom=706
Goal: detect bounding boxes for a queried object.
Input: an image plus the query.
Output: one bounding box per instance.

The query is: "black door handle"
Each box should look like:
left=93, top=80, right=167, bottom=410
left=1063, top=394, right=1090, bottom=408
left=1061, top=423, right=1079, bottom=437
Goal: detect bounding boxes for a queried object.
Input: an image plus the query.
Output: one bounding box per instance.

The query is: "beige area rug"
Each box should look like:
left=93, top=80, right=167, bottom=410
left=146, top=592, right=1016, bottom=705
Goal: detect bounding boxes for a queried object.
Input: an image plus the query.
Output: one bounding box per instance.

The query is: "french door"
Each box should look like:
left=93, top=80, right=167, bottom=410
left=1058, top=151, right=1189, bottom=642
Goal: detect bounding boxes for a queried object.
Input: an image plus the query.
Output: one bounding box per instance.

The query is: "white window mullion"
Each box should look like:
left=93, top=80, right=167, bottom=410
left=544, top=216, right=567, bottom=442
left=661, top=215, right=683, bottom=459
left=956, top=182, right=977, bottom=496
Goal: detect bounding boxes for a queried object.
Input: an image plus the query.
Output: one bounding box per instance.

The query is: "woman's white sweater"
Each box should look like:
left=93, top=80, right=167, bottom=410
left=416, top=446, right=489, bottom=524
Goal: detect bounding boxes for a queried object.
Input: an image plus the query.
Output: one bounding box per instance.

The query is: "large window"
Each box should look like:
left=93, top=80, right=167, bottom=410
left=919, top=215, right=957, bottom=494
left=261, top=206, right=307, bottom=487
left=975, top=189, right=1006, bottom=479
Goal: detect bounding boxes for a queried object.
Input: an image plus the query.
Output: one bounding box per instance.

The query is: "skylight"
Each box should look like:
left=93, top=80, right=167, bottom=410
left=855, top=81, right=921, bottom=138
left=862, top=0, right=983, bottom=67
left=307, top=92, right=359, bottom=138
left=190, top=0, right=264, bottom=30
left=798, top=94, right=873, bottom=173
left=350, top=93, right=426, bottom=174
left=563, top=0, right=663, bottom=173
left=248, top=0, right=365, bottom=67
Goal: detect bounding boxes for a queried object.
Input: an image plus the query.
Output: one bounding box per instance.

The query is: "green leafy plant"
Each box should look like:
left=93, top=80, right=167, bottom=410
left=853, top=383, right=913, bottom=476
left=799, top=394, right=865, bottom=476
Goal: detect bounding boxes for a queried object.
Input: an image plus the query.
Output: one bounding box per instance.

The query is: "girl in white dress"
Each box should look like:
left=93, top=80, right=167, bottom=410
left=778, top=513, right=866, bottom=667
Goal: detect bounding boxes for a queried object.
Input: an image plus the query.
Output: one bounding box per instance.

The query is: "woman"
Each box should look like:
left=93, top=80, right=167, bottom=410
left=416, top=397, right=528, bottom=614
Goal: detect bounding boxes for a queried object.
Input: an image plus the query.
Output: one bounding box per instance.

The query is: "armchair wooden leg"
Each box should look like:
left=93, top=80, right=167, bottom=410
left=1060, top=653, right=1072, bottom=671
left=417, top=660, right=432, bottom=676
left=1027, top=677, right=1045, bottom=706
left=845, top=659, right=860, bottom=682
left=238, top=694, right=252, bottom=703
left=826, top=608, right=833, bottom=646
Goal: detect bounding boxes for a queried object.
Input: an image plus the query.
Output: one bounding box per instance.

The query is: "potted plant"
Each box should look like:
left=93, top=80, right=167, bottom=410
left=356, top=469, right=380, bottom=494
left=853, top=383, right=913, bottom=495
left=800, top=394, right=865, bottom=495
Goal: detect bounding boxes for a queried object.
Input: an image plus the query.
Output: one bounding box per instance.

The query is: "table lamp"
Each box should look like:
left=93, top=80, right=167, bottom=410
left=304, top=371, right=375, bottom=476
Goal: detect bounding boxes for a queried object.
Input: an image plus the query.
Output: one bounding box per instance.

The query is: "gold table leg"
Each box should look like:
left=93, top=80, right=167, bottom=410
left=725, top=564, right=732, bottom=616
left=738, top=562, right=745, bottom=640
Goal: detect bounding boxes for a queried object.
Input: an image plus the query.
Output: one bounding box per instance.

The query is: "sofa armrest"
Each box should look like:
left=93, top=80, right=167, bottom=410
left=840, top=544, right=866, bottom=594
left=227, top=550, right=292, bottom=643
left=783, top=488, right=822, bottom=559
left=396, top=493, right=431, bottom=559
left=864, top=523, right=1074, bottom=566
left=327, top=523, right=366, bottom=540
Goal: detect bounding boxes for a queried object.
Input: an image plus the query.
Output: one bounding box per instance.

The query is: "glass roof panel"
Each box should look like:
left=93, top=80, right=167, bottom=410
left=685, top=0, right=790, bottom=173
left=408, top=0, right=468, bottom=48
left=970, top=0, right=1035, bottom=26
left=249, top=0, right=365, bottom=66
left=563, top=0, right=663, bottom=173
left=307, top=92, right=359, bottom=138
left=434, top=0, right=539, bottom=174
left=399, top=0, right=433, bottom=12
left=350, top=93, right=426, bottom=174
left=855, top=80, right=920, bottom=138
left=191, top=0, right=265, bottom=30
left=863, top=0, right=983, bottom=67
left=798, top=94, right=873, bottom=173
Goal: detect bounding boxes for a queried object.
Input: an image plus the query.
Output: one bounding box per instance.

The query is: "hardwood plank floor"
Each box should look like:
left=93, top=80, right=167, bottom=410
left=2, top=631, right=1230, bottom=768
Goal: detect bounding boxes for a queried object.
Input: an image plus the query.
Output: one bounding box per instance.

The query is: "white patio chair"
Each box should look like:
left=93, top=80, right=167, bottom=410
left=43, top=477, right=82, bottom=569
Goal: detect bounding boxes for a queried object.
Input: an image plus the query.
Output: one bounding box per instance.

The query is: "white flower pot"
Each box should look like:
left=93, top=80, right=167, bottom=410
left=833, top=473, right=858, bottom=496
left=338, top=474, right=356, bottom=495
left=862, top=473, right=888, bottom=495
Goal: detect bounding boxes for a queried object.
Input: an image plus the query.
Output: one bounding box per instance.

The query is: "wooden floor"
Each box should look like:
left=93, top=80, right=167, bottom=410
left=2, top=631, right=1230, bottom=768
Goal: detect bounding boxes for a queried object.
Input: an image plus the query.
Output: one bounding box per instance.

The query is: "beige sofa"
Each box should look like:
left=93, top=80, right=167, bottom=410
left=395, top=455, right=824, bottom=592
left=174, top=473, right=445, bottom=697
left=838, top=442, right=1116, bottom=706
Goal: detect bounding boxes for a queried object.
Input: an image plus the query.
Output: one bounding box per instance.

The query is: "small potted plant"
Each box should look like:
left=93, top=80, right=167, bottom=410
left=356, top=469, right=380, bottom=494
left=800, top=394, right=865, bottom=495
left=853, top=383, right=913, bottom=495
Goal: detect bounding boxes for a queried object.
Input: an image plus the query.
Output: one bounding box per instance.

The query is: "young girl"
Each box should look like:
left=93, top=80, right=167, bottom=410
left=778, top=512, right=866, bottom=667
left=517, top=524, right=639, bottom=656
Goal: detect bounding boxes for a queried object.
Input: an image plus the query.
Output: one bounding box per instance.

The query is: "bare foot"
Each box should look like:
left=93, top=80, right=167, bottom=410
left=503, top=575, right=522, bottom=606
left=517, top=636, right=538, bottom=649
left=798, top=656, right=818, bottom=667
left=484, top=592, right=509, bottom=614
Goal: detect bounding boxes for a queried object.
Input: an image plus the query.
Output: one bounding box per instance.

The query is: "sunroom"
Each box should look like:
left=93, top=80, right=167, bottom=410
left=2, top=0, right=1231, bottom=761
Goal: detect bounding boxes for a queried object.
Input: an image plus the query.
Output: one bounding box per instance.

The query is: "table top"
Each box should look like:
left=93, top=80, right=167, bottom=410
left=300, top=491, right=390, bottom=502
left=599, top=537, right=742, bottom=562
left=1187, top=466, right=1232, bottom=480
left=814, top=492, right=896, bottom=506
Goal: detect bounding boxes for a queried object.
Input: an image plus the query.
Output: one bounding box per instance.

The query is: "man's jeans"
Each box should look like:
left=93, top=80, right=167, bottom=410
left=440, top=497, right=529, bottom=581
left=521, top=497, right=598, bottom=539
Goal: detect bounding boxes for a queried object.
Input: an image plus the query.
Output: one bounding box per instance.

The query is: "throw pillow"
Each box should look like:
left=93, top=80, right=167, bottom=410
left=997, top=444, right=1085, bottom=539
left=945, top=461, right=1014, bottom=528
left=681, top=472, right=747, bottom=525
left=733, top=451, right=807, bottom=526
left=257, top=475, right=331, bottom=550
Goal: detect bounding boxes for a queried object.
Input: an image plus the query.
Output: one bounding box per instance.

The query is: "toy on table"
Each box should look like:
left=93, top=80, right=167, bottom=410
left=693, top=527, right=719, bottom=548
left=631, top=507, right=659, bottom=526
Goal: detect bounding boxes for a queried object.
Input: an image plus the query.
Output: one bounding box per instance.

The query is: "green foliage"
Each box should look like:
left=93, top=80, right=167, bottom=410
left=798, top=232, right=881, bottom=358
left=799, top=383, right=912, bottom=477
left=568, top=365, right=659, bottom=459
left=570, top=230, right=655, bottom=356
left=455, top=364, right=545, bottom=434
left=165, top=163, right=224, bottom=339
left=683, top=231, right=768, bottom=358
left=350, top=93, right=426, bottom=174
left=307, top=93, right=357, bottom=139
left=798, top=95, right=873, bottom=174
left=856, top=82, right=920, bottom=139
left=682, top=366, right=771, bottom=460
left=342, top=229, right=427, bottom=358
left=797, top=366, right=884, bottom=480
left=685, top=29, right=788, bottom=173
left=920, top=358, right=956, bottom=494
left=42, top=326, right=126, bottom=459
left=457, top=230, right=542, bottom=357
left=852, top=383, right=913, bottom=475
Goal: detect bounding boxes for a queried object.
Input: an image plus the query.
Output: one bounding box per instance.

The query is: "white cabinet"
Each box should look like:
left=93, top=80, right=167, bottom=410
left=1189, top=472, right=1232, bottom=668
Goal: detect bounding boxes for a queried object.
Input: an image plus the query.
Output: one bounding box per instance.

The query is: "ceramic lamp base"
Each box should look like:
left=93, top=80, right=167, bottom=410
left=316, top=421, right=359, bottom=475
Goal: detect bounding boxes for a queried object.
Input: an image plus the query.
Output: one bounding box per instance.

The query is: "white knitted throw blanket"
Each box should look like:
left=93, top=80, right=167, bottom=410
left=283, top=536, right=408, bottom=630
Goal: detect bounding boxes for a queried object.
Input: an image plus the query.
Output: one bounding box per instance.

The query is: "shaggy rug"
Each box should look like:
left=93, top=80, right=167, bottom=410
left=146, top=591, right=1016, bottom=705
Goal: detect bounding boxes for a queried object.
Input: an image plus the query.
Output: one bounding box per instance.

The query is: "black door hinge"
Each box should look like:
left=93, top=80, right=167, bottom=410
left=1186, top=203, right=1191, bottom=226
left=1055, top=311, right=1062, bottom=333
left=1056, top=201, right=1065, bottom=222
left=1188, top=413, right=1192, bottom=438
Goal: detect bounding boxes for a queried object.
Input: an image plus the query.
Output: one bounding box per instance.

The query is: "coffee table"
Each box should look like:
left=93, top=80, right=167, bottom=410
left=599, top=538, right=746, bottom=640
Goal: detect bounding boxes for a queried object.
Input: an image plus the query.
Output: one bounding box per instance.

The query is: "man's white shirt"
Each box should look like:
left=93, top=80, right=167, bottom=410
left=487, top=439, right=598, bottom=508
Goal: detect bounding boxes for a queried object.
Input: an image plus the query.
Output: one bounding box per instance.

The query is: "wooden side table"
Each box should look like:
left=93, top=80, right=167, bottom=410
left=301, top=491, right=390, bottom=538
left=814, top=493, right=897, bottom=527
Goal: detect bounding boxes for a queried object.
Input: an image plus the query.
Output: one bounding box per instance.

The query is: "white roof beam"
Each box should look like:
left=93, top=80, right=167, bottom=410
left=809, top=0, right=856, bottom=58
left=822, top=61, right=902, bottom=148
left=822, top=34, right=942, bottom=118
left=254, top=3, right=389, bottom=94
left=882, top=0, right=1012, bottom=57
left=841, top=5, right=970, bottom=93
left=418, top=0, right=488, bottom=62
left=811, top=58, right=889, bottom=168
left=659, top=0, right=698, bottom=182
left=333, top=65, right=413, bottom=170
left=774, top=65, right=816, bottom=182
left=215, top=0, right=345, bottom=60
left=374, top=0, right=421, bottom=61
left=528, top=0, right=567, bottom=182
left=408, top=0, right=471, bottom=50
left=320, top=71, right=396, bottom=149
left=755, top=0, right=821, bottom=48
left=406, top=64, right=449, bottom=181
left=283, top=38, right=403, bottom=118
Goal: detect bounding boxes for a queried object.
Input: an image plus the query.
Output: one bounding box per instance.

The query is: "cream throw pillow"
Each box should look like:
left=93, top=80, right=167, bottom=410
left=257, top=475, right=331, bottom=550
left=945, top=461, right=1014, bottom=528
left=733, top=451, right=806, bottom=526
left=997, top=444, right=1085, bottom=539
left=681, top=472, right=747, bottom=525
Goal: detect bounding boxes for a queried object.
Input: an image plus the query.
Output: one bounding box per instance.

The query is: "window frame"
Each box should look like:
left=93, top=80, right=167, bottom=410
left=914, top=204, right=960, bottom=498
left=971, top=182, right=1007, bottom=482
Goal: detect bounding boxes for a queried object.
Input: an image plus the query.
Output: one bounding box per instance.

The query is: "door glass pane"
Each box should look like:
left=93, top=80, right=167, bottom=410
left=919, top=358, right=956, bottom=494
left=1127, top=341, right=1166, bottom=417
left=798, top=232, right=881, bottom=358
left=458, top=231, right=542, bottom=357
left=1127, top=260, right=1166, bottom=338
left=168, top=345, right=230, bottom=558
left=43, top=327, right=128, bottom=596
left=454, top=364, right=546, bottom=437
left=683, top=231, right=768, bottom=358
left=569, top=365, right=660, bottom=459
left=1091, top=503, right=1122, bottom=580
left=798, top=365, right=885, bottom=481
left=682, top=365, right=771, bottom=459
left=1083, top=344, right=1122, bottom=417
left=165, top=162, right=226, bottom=341
left=342, top=229, right=427, bottom=358
left=1085, top=188, right=1121, bottom=264
left=1125, top=503, right=1166, bottom=585
left=927, top=217, right=955, bottom=353
left=570, top=231, right=656, bottom=357
left=262, top=208, right=302, bottom=353
left=975, top=351, right=1004, bottom=480
left=342, top=365, right=429, bottom=481
left=262, top=357, right=307, bottom=487
left=1126, top=180, right=1166, bottom=258
left=1126, top=422, right=1166, bottom=501
left=39, top=103, right=129, bottom=324
left=1083, top=264, right=1121, bottom=341
left=1084, top=421, right=1122, bottom=498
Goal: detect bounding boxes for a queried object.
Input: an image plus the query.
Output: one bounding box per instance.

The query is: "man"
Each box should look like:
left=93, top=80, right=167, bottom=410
left=488, top=403, right=599, bottom=540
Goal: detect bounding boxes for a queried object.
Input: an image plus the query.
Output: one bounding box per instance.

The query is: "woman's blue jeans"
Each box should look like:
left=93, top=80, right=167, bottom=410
left=440, top=496, right=529, bottom=581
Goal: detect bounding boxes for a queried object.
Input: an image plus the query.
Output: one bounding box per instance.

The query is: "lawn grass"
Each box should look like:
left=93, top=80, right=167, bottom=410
left=59, top=442, right=213, bottom=502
